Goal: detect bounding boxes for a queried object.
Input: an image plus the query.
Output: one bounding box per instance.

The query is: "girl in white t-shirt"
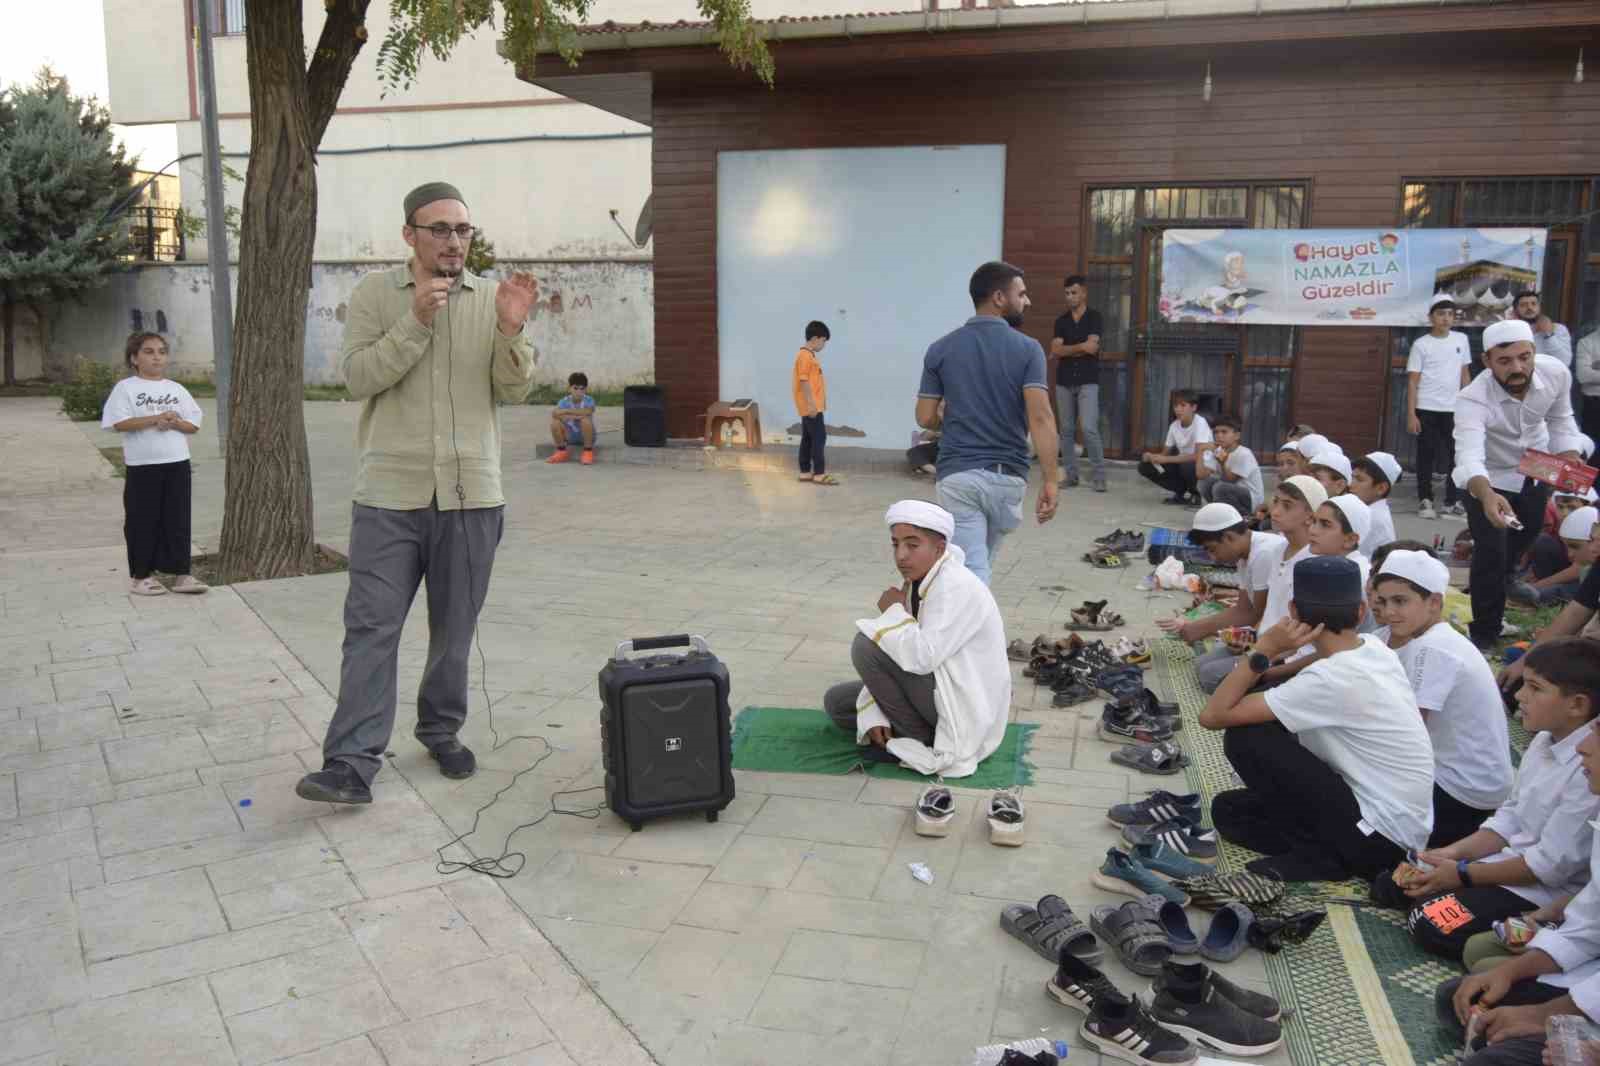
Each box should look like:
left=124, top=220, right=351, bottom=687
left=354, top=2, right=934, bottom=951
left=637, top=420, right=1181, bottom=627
left=100, top=333, right=207, bottom=596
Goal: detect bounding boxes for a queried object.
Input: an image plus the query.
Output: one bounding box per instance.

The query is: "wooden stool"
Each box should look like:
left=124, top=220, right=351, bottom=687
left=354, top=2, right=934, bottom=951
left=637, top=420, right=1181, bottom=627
left=704, top=401, right=762, bottom=450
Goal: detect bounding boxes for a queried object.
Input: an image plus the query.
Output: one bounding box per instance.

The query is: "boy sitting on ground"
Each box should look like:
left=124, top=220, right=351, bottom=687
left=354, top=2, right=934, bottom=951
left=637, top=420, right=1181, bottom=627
left=1513, top=505, right=1600, bottom=607
left=1201, top=555, right=1435, bottom=882
left=1197, top=414, right=1263, bottom=516
left=1351, top=452, right=1401, bottom=556
left=1157, top=502, right=1283, bottom=692
left=1380, top=635, right=1597, bottom=965
left=1138, top=388, right=1212, bottom=506
left=547, top=372, right=596, bottom=465
left=1306, top=445, right=1352, bottom=498
left=822, top=500, right=1009, bottom=777
left=1371, top=550, right=1514, bottom=849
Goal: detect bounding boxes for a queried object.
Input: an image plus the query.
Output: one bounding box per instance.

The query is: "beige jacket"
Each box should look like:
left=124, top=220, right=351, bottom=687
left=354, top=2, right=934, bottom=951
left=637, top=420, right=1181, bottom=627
left=341, top=264, right=537, bottom=510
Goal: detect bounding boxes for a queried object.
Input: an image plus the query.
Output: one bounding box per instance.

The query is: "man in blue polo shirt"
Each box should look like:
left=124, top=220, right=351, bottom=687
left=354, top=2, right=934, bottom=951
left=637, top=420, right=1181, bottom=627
left=915, top=261, right=1060, bottom=584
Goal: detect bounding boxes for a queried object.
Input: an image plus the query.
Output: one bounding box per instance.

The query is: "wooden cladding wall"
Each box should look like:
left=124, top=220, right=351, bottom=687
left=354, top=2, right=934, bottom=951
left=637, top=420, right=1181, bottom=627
left=650, top=39, right=1600, bottom=441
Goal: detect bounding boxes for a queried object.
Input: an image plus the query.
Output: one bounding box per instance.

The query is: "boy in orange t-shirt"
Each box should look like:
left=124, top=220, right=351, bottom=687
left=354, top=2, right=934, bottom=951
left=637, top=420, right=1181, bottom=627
left=793, top=321, right=834, bottom=484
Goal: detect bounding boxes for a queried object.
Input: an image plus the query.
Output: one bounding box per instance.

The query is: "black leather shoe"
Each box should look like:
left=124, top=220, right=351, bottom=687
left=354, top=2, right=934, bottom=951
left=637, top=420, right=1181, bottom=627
left=295, top=762, right=372, bottom=805
left=428, top=739, right=477, bottom=779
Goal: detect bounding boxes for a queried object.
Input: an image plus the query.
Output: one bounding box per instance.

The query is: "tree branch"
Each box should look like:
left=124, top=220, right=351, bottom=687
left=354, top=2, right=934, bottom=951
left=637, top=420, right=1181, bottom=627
left=305, top=0, right=376, bottom=146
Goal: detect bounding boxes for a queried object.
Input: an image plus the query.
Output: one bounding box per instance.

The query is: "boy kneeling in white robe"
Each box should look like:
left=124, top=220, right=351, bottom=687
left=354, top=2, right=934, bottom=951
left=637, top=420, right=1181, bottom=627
left=823, top=500, right=1011, bottom=778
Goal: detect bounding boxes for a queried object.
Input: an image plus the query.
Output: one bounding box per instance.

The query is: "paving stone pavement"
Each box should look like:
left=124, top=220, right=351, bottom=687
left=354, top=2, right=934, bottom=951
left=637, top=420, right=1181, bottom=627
left=3, top=396, right=1446, bottom=1065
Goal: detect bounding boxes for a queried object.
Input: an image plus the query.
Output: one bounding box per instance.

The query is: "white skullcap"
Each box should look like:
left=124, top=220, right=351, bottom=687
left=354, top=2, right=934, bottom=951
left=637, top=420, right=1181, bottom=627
left=1278, top=440, right=1301, bottom=453
left=1483, top=318, right=1534, bottom=350
left=1296, top=433, right=1330, bottom=457
left=1326, top=494, right=1371, bottom=541
left=885, top=499, right=954, bottom=540
left=1378, top=548, right=1450, bottom=595
left=1192, top=502, right=1245, bottom=533
left=1428, top=293, right=1455, bottom=312
left=1281, top=475, right=1328, bottom=513
left=1308, top=448, right=1353, bottom=482
left=1560, top=506, right=1599, bottom=542
left=1364, top=451, right=1403, bottom=486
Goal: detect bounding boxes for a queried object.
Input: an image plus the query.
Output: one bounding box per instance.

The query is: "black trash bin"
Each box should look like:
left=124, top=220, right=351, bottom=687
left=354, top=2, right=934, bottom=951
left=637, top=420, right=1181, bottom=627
left=623, top=385, right=667, bottom=448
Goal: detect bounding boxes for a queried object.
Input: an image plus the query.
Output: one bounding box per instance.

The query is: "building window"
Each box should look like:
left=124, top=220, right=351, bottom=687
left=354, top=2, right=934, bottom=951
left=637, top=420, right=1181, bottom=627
left=1080, top=182, right=1308, bottom=455
left=197, top=0, right=246, bottom=35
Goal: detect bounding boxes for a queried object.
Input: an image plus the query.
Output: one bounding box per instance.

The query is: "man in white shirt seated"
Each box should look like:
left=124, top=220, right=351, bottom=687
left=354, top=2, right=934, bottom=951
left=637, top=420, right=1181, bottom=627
left=822, top=500, right=1010, bottom=778
left=1453, top=318, right=1585, bottom=649
left=1437, top=710, right=1600, bottom=1066
left=1200, top=555, right=1435, bottom=882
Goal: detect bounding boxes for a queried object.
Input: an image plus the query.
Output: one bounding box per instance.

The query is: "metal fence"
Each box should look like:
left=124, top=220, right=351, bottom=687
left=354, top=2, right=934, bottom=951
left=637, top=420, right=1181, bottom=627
left=123, top=205, right=185, bottom=262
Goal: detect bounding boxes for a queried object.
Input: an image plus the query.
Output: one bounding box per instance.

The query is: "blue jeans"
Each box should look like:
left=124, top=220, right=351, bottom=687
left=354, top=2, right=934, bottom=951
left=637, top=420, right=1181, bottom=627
left=1055, top=383, right=1104, bottom=483
left=936, top=467, right=1026, bottom=585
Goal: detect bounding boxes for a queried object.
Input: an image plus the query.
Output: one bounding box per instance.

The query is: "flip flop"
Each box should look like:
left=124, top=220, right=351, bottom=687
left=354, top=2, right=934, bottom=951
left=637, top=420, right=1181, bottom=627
left=813, top=474, right=840, bottom=486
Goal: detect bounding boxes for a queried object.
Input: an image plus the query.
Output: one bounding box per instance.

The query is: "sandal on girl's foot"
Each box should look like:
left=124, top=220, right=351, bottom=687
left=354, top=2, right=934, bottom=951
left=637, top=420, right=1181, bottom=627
left=914, top=784, right=956, bottom=837
left=129, top=576, right=168, bottom=596
left=988, top=788, right=1025, bottom=846
left=812, top=473, right=840, bottom=485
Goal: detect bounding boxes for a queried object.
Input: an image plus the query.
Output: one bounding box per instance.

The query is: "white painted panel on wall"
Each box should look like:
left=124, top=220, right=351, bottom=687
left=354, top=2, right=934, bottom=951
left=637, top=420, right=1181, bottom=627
left=716, top=145, right=1006, bottom=450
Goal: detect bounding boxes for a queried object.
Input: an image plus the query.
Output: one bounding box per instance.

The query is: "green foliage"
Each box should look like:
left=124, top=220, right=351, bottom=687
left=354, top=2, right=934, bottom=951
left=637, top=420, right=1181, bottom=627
left=58, top=357, right=121, bottom=421
left=0, top=69, right=135, bottom=307
left=466, top=230, right=496, bottom=275
left=172, top=162, right=244, bottom=243
left=376, top=0, right=773, bottom=95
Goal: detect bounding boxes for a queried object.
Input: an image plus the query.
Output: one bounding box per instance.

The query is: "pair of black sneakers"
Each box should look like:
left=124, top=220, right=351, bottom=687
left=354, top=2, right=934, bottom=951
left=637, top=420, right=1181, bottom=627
left=1046, top=951, right=1283, bottom=1063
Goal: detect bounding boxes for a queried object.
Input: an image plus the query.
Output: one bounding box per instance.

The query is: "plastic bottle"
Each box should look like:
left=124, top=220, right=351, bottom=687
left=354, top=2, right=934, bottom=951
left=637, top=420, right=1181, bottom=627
left=970, top=1038, right=1069, bottom=1066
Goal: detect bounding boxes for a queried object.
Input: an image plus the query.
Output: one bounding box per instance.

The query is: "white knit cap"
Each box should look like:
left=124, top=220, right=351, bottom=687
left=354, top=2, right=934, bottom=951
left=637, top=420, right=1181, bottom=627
left=1428, top=293, right=1455, bottom=312
left=1192, top=502, right=1245, bottom=533
left=1308, top=448, right=1353, bottom=482
left=1281, top=475, right=1329, bottom=512
left=885, top=499, right=954, bottom=540
left=1278, top=440, right=1301, bottom=454
left=1365, top=451, right=1403, bottom=486
left=1378, top=548, right=1450, bottom=595
left=1296, top=433, right=1330, bottom=457
left=1325, top=494, right=1371, bottom=541
left=1560, top=506, right=1599, bottom=542
left=1483, top=318, right=1534, bottom=350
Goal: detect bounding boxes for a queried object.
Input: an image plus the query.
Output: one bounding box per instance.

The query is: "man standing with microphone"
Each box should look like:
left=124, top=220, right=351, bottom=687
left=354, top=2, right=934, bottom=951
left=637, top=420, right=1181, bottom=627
left=1453, top=318, right=1584, bottom=650
left=297, top=182, right=538, bottom=805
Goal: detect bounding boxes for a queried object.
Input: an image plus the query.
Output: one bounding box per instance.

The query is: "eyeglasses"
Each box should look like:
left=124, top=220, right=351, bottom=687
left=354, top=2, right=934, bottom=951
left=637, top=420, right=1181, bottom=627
left=413, top=223, right=478, bottom=242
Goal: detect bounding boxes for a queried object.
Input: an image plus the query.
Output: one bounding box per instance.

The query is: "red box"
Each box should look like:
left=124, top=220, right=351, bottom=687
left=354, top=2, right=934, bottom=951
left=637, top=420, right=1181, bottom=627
left=1518, top=449, right=1598, bottom=494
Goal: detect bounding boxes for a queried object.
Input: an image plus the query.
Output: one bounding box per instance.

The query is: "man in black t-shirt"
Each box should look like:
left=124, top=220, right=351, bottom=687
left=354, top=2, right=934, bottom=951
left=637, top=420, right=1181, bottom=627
left=1051, top=274, right=1106, bottom=491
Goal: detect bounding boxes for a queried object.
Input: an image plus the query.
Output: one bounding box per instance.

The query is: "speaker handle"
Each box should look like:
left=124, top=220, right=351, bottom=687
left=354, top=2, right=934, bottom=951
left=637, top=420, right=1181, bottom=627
left=613, top=634, right=709, bottom=659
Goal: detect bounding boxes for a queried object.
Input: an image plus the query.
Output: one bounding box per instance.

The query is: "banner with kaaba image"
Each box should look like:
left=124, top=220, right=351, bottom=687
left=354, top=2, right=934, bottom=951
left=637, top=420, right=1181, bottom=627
left=1158, top=227, right=1545, bottom=327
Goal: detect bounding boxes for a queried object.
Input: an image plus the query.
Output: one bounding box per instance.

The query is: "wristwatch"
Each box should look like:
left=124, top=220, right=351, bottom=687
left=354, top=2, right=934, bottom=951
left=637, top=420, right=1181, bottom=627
left=1246, top=650, right=1272, bottom=674
left=1457, top=859, right=1475, bottom=887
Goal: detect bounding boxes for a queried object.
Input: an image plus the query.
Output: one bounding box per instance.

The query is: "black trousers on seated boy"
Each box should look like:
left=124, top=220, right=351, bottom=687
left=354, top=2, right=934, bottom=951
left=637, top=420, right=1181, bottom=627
left=1137, top=447, right=1197, bottom=499
left=1213, top=720, right=1407, bottom=881
left=1432, top=975, right=1564, bottom=1066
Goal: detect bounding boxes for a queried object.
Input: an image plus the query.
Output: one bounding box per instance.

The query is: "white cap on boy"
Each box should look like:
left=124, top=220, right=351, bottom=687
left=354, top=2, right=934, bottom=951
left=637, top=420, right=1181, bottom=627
left=1192, top=502, right=1245, bottom=533
left=1378, top=549, right=1451, bottom=595
left=1296, top=433, right=1330, bottom=457
left=1282, top=474, right=1329, bottom=513
left=1326, top=494, right=1371, bottom=541
left=1308, top=448, right=1353, bottom=483
left=1559, top=506, right=1599, bottom=542
left=1365, top=451, right=1403, bottom=486
left=1279, top=440, right=1301, bottom=454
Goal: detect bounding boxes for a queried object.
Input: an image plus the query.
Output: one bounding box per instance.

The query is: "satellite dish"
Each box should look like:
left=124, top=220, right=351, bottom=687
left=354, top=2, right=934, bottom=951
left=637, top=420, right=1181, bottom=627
left=633, top=195, right=653, bottom=246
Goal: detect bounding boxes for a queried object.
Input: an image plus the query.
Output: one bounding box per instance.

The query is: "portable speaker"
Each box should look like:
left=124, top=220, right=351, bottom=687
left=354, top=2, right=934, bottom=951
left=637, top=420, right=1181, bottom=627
left=598, top=634, right=734, bottom=831
left=623, top=385, right=667, bottom=447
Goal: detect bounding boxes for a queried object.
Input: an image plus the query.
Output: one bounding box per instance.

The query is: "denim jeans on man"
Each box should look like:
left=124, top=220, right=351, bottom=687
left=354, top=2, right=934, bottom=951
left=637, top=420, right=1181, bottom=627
left=1056, top=383, right=1104, bottom=485
left=936, top=467, right=1026, bottom=585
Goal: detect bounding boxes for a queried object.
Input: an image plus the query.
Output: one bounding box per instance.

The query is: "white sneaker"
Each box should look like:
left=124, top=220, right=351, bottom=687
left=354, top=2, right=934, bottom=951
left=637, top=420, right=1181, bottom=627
left=1444, top=502, right=1468, bottom=519
left=1418, top=500, right=1437, bottom=520
left=914, top=785, right=956, bottom=837
left=170, top=574, right=209, bottom=595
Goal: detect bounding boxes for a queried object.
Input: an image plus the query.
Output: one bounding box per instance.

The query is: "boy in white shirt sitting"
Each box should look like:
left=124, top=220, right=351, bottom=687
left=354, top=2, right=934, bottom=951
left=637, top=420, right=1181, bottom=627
left=1371, top=550, right=1513, bottom=847
left=1378, top=630, right=1597, bottom=964
left=1351, top=452, right=1401, bottom=556
left=1201, top=555, right=1435, bottom=882
left=1197, top=414, right=1263, bottom=516
left=1138, top=389, right=1212, bottom=506
left=1305, top=445, right=1352, bottom=498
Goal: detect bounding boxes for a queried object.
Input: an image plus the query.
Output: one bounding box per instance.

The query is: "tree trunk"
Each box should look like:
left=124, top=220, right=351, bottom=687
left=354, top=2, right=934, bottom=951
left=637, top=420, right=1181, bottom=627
left=2, top=296, right=14, bottom=388
left=216, top=0, right=369, bottom=582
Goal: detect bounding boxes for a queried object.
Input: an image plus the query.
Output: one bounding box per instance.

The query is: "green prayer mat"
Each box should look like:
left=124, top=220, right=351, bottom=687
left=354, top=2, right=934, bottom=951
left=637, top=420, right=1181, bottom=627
left=730, top=706, right=1037, bottom=788
left=1153, top=639, right=1534, bottom=1066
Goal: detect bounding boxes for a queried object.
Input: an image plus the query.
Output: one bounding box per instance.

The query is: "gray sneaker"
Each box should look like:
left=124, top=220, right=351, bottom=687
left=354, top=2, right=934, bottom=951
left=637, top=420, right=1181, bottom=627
left=1157, top=960, right=1281, bottom=1022
left=1148, top=969, right=1283, bottom=1057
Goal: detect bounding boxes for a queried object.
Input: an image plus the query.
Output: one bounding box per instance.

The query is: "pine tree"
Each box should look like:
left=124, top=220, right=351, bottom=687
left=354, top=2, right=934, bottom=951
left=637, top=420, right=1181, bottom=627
left=0, top=69, right=135, bottom=385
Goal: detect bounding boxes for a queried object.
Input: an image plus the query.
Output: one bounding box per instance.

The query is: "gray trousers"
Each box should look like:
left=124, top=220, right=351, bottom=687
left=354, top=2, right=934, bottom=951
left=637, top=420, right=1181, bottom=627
left=323, top=501, right=503, bottom=785
left=1056, top=383, right=1105, bottom=483
left=1194, top=644, right=1239, bottom=693
left=824, top=632, right=938, bottom=746
left=1199, top=476, right=1253, bottom=514
left=1433, top=976, right=1556, bottom=1066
